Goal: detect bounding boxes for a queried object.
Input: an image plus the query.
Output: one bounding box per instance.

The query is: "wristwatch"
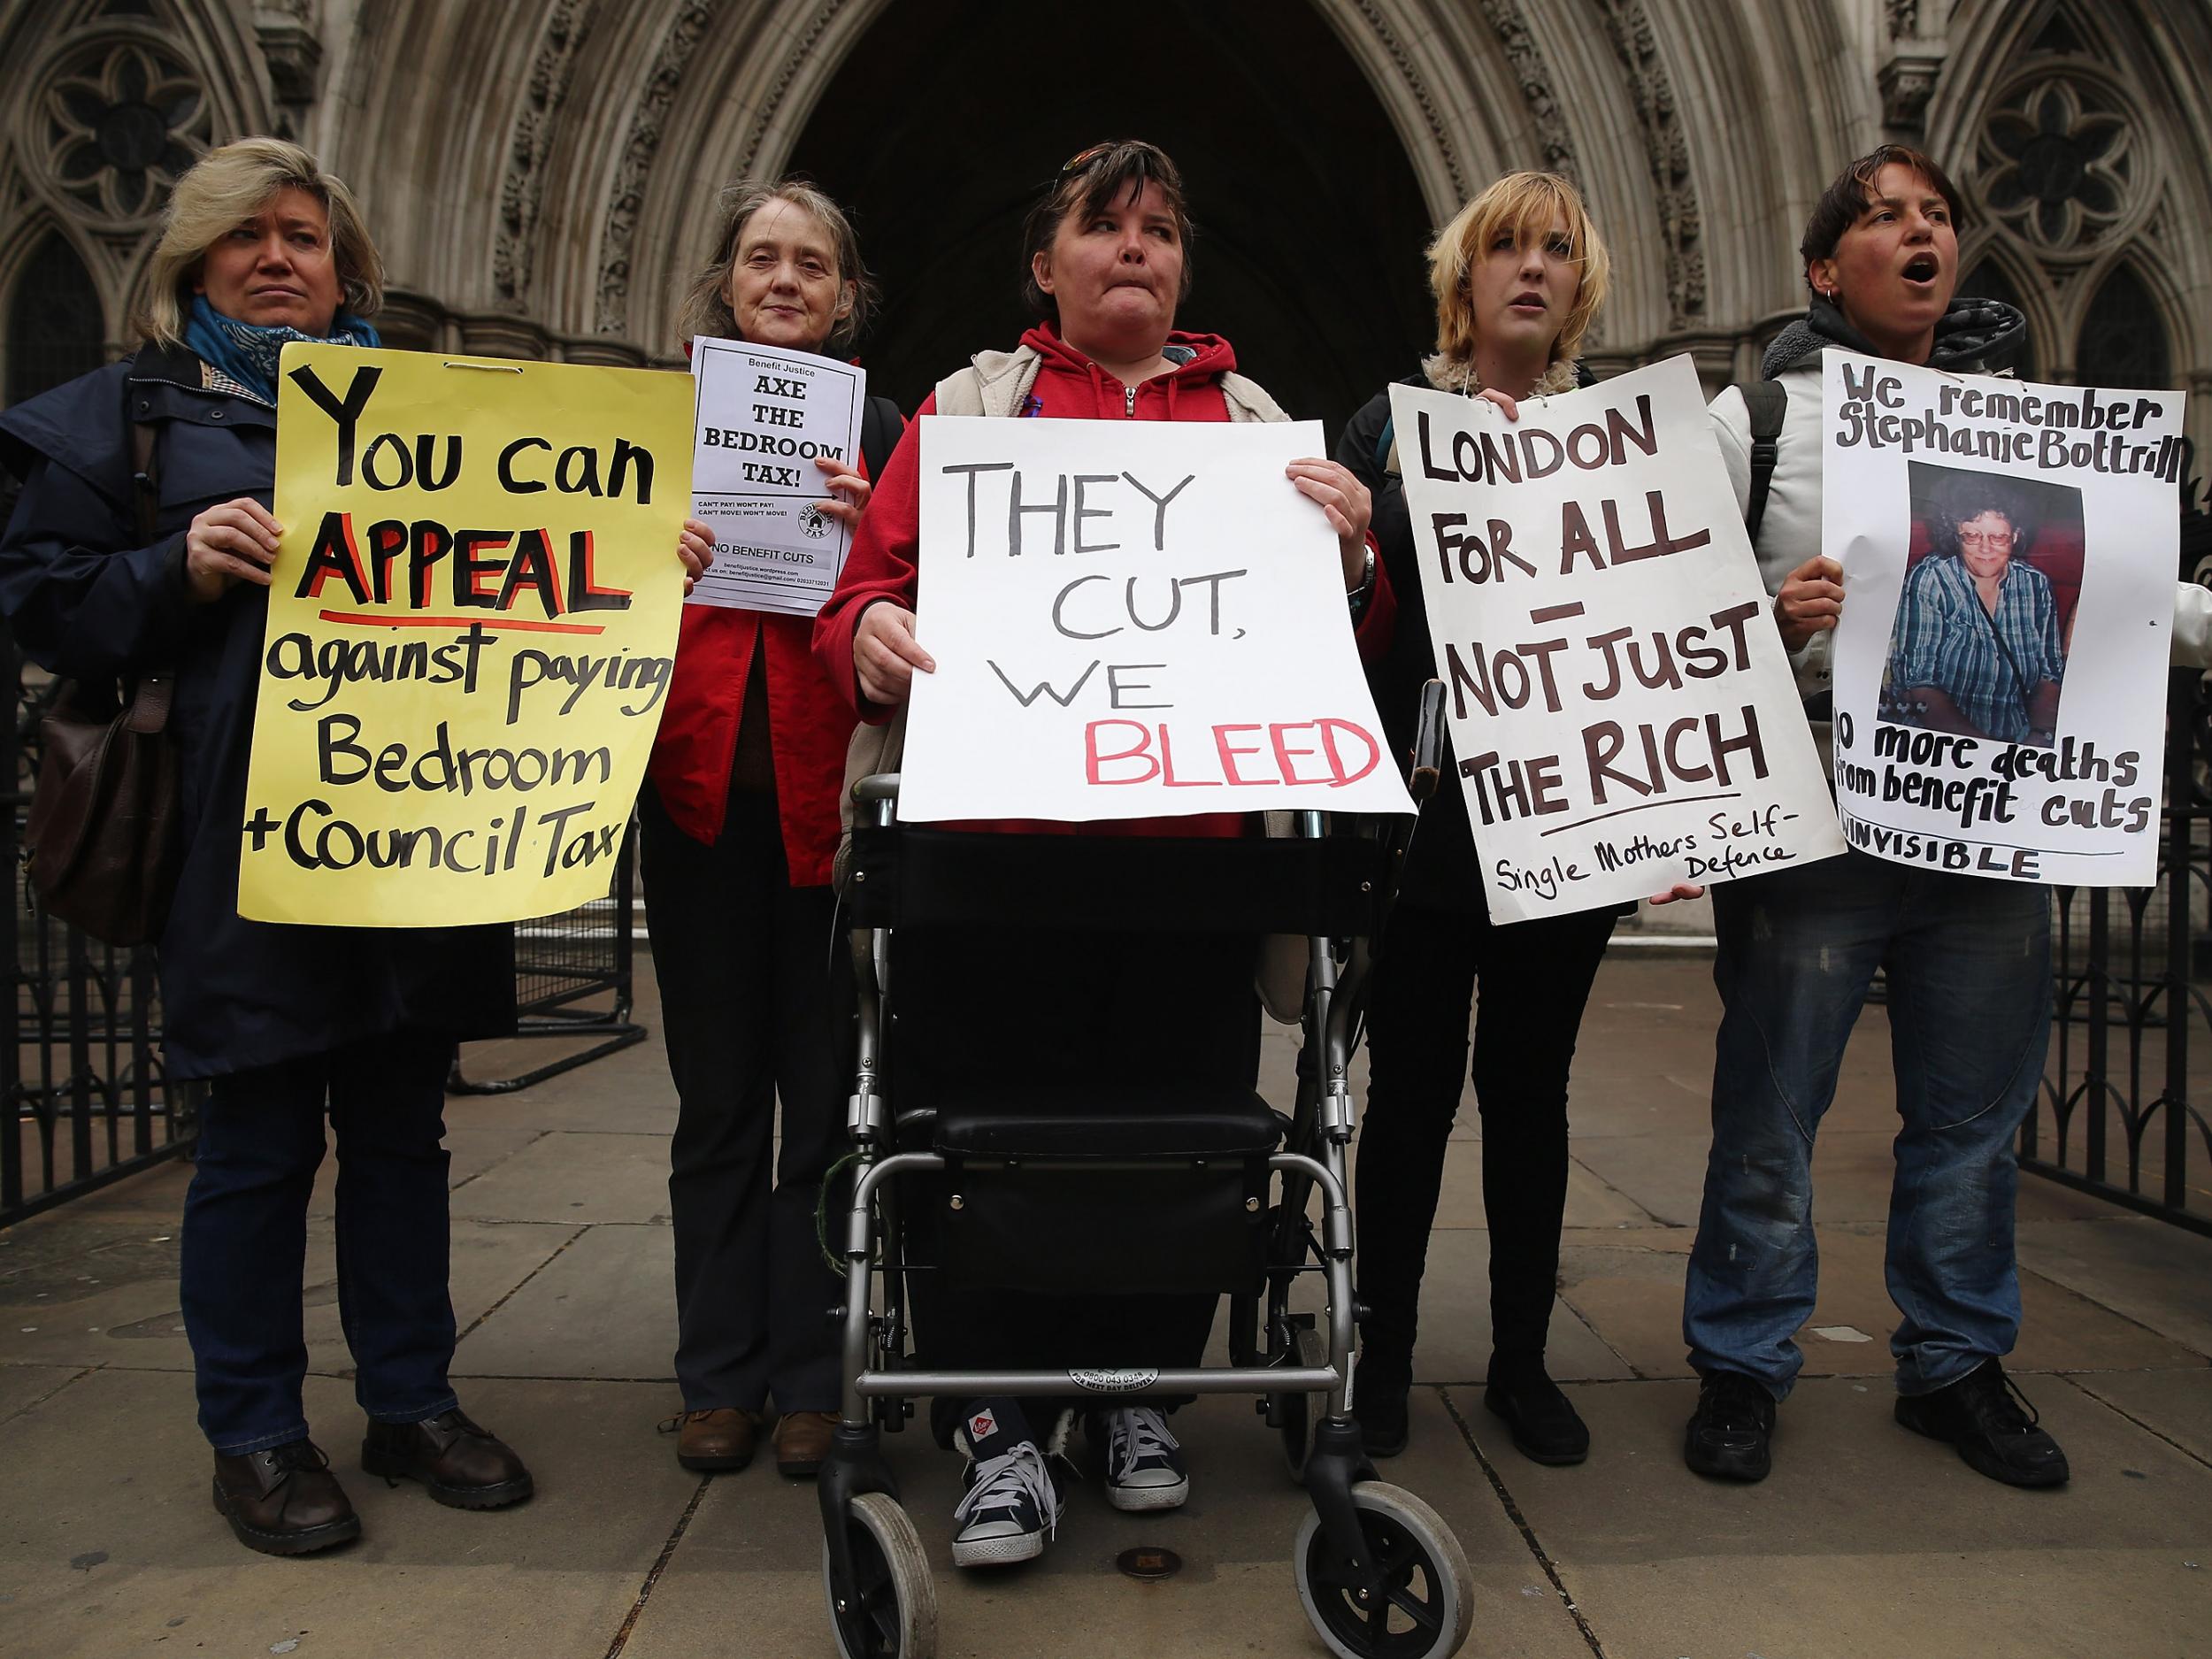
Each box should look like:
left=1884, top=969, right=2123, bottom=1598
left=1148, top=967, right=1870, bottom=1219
left=1348, top=544, right=1377, bottom=621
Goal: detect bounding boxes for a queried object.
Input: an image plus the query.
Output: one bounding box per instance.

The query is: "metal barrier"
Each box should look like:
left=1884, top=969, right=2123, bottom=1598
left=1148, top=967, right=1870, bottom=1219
left=2023, top=474, right=2212, bottom=1236
left=447, top=825, right=646, bottom=1094
left=1, top=643, right=188, bottom=1229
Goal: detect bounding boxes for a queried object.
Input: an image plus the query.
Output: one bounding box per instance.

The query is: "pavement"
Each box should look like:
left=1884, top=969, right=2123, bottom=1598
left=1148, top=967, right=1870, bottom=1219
left=3, top=950, right=2209, bottom=1659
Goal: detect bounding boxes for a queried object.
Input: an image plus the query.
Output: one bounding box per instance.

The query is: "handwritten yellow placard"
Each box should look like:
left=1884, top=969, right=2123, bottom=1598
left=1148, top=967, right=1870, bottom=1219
left=240, top=343, right=692, bottom=926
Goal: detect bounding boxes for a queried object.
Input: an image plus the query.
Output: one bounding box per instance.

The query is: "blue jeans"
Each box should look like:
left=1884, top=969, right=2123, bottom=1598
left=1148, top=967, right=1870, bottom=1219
left=1683, top=849, right=2051, bottom=1399
left=179, top=1032, right=460, bottom=1452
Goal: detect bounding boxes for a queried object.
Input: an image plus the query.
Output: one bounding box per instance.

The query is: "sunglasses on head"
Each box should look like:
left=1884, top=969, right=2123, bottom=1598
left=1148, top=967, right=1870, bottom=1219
left=1059, top=142, right=1118, bottom=177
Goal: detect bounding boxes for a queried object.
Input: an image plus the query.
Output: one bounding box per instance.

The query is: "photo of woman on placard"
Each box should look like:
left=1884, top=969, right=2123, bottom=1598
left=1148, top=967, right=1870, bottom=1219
left=1881, top=465, right=2076, bottom=748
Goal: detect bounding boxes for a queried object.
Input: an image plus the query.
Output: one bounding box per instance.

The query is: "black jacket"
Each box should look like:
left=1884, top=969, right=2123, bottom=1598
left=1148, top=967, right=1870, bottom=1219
left=1339, top=375, right=1488, bottom=915
left=0, top=343, right=514, bottom=1079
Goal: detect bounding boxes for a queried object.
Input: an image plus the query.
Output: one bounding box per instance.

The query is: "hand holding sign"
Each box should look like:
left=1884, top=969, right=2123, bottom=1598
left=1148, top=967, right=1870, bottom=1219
left=854, top=602, right=934, bottom=706
left=186, top=498, right=284, bottom=599
left=1775, top=556, right=1844, bottom=650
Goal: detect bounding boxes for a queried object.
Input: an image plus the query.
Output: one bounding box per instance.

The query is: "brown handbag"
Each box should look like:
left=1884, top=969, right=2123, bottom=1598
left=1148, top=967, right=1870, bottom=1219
left=20, top=413, right=183, bottom=946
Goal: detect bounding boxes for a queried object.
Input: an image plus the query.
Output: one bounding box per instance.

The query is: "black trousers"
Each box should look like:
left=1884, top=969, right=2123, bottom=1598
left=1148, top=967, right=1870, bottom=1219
left=640, top=782, right=851, bottom=1414
left=1356, top=899, right=1615, bottom=1372
left=892, top=924, right=1258, bottom=1445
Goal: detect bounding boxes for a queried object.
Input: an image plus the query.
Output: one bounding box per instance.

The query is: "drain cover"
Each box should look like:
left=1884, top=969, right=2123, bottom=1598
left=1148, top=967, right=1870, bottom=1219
left=1116, top=1546, right=1182, bottom=1581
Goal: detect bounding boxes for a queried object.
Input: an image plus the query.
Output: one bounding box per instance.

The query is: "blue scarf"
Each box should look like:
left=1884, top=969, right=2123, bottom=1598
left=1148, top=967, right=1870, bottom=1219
left=184, top=296, right=380, bottom=404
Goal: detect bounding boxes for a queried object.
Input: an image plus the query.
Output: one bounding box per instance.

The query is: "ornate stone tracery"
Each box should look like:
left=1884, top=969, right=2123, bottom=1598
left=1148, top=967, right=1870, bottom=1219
left=1475, top=0, right=1578, bottom=184
left=1595, top=0, right=1705, bottom=332
left=34, top=33, right=210, bottom=228
left=0, top=0, right=2202, bottom=454
left=494, top=0, right=597, bottom=306
left=592, top=0, right=719, bottom=337
left=1977, top=73, right=2137, bottom=254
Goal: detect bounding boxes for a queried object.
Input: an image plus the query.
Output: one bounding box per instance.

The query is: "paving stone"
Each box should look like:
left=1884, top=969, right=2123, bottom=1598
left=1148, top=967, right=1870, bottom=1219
left=1346, top=1139, right=1653, bottom=1233
left=0, top=1361, right=88, bottom=1425
left=2063, top=1368, right=2212, bottom=1466
left=452, top=1222, right=675, bottom=1382
left=1448, top=1372, right=2212, bottom=1659
left=5, top=1217, right=576, bottom=1376
left=622, top=1389, right=1594, bottom=1658
left=0, top=1368, right=691, bottom=1659
left=2017, top=1215, right=2212, bottom=1359
left=1394, top=1227, right=1635, bottom=1385
left=447, top=1131, right=674, bottom=1225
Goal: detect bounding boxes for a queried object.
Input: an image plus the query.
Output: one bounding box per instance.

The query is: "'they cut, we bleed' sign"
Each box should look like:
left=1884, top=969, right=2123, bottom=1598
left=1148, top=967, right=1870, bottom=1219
left=896, top=418, right=1414, bottom=823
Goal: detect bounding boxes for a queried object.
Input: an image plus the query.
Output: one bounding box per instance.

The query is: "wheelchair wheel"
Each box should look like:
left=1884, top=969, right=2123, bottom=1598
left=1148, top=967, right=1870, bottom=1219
left=1292, top=1482, right=1473, bottom=1659
left=823, top=1492, right=937, bottom=1659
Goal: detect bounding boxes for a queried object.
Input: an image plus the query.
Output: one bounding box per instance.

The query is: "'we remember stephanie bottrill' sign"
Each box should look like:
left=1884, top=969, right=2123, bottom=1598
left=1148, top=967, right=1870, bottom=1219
left=1390, top=356, right=1842, bottom=921
left=241, top=344, right=692, bottom=926
left=896, top=417, right=1414, bottom=823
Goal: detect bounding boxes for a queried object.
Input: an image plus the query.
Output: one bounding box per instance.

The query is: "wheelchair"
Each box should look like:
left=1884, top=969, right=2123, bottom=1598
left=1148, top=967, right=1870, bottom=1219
left=818, top=685, right=1467, bottom=1659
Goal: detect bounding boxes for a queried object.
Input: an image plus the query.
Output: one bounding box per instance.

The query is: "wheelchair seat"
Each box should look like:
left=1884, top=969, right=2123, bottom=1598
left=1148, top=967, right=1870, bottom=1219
left=933, top=1087, right=1285, bottom=1161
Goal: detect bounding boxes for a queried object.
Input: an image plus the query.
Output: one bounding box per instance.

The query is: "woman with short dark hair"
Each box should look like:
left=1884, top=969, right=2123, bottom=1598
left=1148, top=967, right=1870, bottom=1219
left=815, top=138, right=1388, bottom=1569
left=1683, top=143, right=2211, bottom=1490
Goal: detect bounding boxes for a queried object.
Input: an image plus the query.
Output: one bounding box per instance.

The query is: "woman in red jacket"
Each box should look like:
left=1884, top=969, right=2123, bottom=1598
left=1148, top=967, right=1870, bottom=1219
left=814, top=140, right=1387, bottom=1570
left=646, top=178, right=902, bottom=1481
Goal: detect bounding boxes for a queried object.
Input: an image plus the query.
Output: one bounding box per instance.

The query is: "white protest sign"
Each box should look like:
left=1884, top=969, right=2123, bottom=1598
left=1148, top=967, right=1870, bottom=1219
left=897, top=416, right=1414, bottom=824
left=1389, top=356, right=1843, bottom=921
left=688, top=335, right=864, bottom=616
left=1824, top=352, right=2182, bottom=885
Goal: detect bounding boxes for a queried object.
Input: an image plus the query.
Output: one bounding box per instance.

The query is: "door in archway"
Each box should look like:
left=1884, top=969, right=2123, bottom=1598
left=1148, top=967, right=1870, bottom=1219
left=786, top=0, right=1435, bottom=438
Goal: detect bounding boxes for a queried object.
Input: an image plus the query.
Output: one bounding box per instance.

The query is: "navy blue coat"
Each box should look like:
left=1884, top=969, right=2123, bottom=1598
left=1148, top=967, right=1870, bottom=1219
left=0, top=343, right=515, bottom=1079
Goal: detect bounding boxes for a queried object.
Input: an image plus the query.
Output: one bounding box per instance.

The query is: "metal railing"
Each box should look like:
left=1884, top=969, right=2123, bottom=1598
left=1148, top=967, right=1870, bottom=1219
left=447, top=826, right=645, bottom=1094
left=2023, top=473, right=2212, bottom=1235
left=1, top=641, right=188, bottom=1227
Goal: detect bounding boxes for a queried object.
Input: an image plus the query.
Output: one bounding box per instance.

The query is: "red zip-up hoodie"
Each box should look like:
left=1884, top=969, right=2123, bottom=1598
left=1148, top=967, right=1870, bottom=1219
left=812, top=324, right=1392, bottom=837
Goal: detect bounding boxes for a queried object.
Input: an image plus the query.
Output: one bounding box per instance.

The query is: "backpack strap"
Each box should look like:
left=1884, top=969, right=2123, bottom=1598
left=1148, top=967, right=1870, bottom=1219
left=856, top=395, right=900, bottom=480
left=1217, top=370, right=1289, bottom=425
left=1740, top=379, right=1787, bottom=545
left=933, top=346, right=1041, bottom=419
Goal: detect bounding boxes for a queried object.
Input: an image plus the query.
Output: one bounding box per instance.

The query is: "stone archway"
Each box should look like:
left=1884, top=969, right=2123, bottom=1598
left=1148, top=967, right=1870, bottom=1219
left=779, top=0, right=1436, bottom=435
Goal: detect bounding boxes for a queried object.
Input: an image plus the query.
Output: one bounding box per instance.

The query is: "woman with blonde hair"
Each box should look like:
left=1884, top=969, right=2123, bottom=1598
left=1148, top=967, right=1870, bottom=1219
left=1334, top=171, right=1618, bottom=1465
left=0, top=138, right=705, bottom=1554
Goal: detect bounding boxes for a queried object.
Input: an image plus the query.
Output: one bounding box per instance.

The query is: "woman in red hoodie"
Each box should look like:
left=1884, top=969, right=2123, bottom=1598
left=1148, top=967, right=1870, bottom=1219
left=814, top=140, right=1387, bottom=1570
left=646, top=179, right=903, bottom=1482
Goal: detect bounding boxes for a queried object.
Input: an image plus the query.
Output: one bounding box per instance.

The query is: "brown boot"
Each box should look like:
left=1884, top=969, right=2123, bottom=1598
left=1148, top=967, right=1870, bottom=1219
left=670, top=1407, right=761, bottom=1472
left=211, top=1440, right=361, bottom=1555
left=362, top=1408, right=534, bottom=1509
left=773, top=1411, right=841, bottom=1478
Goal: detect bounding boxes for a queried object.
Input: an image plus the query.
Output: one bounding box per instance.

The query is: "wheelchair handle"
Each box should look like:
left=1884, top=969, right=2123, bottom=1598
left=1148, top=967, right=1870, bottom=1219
left=852, top=772, right=902, bottom=804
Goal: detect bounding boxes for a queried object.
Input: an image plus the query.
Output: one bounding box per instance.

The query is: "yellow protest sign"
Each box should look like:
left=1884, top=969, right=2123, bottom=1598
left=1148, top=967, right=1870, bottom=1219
left=240, top=343, right=692, bottom=926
